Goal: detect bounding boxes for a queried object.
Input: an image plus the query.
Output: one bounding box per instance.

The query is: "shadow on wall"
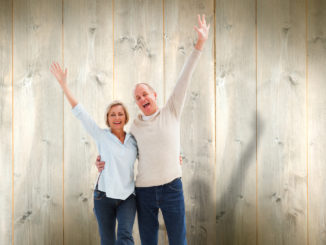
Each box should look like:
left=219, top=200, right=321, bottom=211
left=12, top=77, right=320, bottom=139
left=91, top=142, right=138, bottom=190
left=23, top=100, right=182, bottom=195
left=185, top=177, right=215, bottom=245
left=185, top=113, right=264, bottom=245
left=216, top=114, right=264, bottom=244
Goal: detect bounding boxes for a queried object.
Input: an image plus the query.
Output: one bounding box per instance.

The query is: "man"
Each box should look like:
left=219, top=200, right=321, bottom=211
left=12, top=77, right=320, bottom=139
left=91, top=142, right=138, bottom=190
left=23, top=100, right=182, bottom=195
left=96, top=15, right=209, bottom=245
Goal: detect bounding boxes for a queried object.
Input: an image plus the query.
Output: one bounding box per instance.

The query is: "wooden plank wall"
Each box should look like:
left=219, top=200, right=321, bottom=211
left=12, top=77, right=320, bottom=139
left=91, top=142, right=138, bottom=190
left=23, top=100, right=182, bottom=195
left=257, top=0, right=307, bottom=244
left=215, top=0, right=257, bottom=244
left=1, top=0, right=326, bottom=244
left=164, top=0, right=215, bottom=244
left=308, top=0, right=326, bottom=244
left=63, top=0, right=113, bottom=244
left=13, top=0, right=63, bottom=244
left=0, top=1, right=12, bottom=245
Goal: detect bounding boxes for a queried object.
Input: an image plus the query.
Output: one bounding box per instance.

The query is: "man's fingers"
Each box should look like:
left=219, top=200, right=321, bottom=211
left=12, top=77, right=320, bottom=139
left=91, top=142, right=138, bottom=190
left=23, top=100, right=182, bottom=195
left=98, top=163, right=105, bottom=172
left=97, top=161, right=105, bottom=167
left=95, top=156, right=105, bottom=172
left=202, top=14, right=206, bottom=25
left=197, top=14, right=202, bottom=26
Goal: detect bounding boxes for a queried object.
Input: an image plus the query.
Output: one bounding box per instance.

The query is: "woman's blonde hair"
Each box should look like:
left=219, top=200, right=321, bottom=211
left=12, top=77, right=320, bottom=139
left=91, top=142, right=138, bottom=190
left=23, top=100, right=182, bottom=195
left=105, top=100, right=129, bottom=127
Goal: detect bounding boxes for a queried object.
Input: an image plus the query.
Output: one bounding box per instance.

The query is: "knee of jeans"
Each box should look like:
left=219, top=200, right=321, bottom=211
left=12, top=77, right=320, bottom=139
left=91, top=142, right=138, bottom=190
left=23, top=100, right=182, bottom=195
left=117, top=228, right=133, bottom=239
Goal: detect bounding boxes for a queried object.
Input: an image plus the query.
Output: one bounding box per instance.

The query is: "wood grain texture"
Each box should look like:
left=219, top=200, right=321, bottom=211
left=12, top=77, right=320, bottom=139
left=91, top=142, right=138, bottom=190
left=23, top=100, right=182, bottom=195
left=257, top=0, right=307, bottom=244
left=13, top=0, right=63, bottom=244
left=215, top=0, right=257, bottom=244
left=64, top=0, right=113, bottom=244
left=114, top=0, right=164, bottom=243
left=0, top=0, right=12, bottom=244
left=308, top=0, right=326, bottom=244
left=164, top=0, right=215, bottom=244
left=2, top=1, right=326, bottom=244
left=114, top=0, right=164, bottom=122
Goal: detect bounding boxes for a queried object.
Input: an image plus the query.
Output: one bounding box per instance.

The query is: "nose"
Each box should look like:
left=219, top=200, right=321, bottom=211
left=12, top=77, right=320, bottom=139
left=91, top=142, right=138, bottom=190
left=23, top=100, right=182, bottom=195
left=138, top=97, right=145, bottom=104
left=112, top=115, right=120, bottom=121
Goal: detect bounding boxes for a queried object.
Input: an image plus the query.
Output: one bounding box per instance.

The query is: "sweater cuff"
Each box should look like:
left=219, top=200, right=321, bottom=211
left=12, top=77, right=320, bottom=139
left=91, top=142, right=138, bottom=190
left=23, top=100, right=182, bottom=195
left=192, top=48, right=202, bottom=56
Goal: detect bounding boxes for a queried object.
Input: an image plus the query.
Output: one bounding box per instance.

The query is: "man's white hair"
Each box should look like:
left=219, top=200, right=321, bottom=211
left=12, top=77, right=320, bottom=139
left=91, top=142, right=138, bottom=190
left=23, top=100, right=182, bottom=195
left=133, top=82, right=156, bottom=97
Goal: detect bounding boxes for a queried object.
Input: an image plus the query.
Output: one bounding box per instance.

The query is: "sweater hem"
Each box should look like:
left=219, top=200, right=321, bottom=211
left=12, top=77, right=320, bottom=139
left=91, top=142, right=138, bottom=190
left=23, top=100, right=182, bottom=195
left=135, top=173, right=182, bottom=188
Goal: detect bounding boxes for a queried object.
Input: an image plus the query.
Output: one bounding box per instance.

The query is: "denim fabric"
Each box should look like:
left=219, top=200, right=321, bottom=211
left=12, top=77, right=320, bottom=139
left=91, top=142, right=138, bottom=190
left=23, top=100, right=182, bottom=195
left=135, top=178, right=187, bottom=245
left=94, top=191, right=136, bottom=245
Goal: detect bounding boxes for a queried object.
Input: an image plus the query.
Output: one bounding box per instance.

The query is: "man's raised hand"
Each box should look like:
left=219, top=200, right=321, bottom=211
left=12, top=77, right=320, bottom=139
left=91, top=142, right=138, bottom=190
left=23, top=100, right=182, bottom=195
left=194, top=14, right=210, bottom=50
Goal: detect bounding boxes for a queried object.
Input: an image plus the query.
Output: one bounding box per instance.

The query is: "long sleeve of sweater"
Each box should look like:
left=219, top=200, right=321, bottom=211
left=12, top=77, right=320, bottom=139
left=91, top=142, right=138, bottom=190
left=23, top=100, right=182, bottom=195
left=165, top=49, right=202, bottom=119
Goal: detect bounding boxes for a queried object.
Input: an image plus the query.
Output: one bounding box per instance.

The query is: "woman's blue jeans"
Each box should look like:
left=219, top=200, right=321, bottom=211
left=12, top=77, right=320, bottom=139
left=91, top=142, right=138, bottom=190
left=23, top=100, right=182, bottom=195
left=135, top=178, right=187, bottom=245
left=94, top=191, right=136, bottom=245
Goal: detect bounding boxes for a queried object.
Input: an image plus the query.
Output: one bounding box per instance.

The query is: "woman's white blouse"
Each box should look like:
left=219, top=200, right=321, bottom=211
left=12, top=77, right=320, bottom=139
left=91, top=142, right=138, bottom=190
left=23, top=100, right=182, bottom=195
left=72, top=103, right=137, bottom=200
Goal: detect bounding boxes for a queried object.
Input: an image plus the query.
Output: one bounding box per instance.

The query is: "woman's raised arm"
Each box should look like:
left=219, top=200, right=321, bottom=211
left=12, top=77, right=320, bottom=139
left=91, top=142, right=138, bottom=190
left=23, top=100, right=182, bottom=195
left=50, top=62, right=78, bottom=108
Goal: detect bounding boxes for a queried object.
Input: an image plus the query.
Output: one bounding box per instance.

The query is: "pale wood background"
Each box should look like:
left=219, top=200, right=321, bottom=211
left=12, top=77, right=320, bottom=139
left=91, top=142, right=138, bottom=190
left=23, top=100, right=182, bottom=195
left=0, top=0, right=325, bottom=245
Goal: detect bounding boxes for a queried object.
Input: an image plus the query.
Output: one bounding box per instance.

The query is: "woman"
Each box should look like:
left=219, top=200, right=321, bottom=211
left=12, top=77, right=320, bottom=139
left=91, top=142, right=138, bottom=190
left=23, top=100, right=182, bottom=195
left=50, top=63, right=137, bottom=245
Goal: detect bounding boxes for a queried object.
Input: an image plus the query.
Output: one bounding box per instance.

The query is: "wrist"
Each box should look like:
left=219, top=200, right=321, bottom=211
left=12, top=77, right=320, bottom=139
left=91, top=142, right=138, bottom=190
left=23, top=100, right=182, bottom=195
left=195, top=39, right=206, bottom=51
left=61, top=82, right=68, bottom=89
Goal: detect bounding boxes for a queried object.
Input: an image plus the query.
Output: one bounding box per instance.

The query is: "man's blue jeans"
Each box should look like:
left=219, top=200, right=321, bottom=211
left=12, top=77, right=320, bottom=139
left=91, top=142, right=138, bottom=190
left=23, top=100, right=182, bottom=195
left=94, top=191, right=136, bottom=245
left=135, top=178, right=187, bottom=245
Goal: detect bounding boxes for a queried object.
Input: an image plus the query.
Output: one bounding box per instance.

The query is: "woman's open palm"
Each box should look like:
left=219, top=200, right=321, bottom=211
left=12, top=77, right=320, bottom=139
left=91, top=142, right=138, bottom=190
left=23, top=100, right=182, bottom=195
left=50, top=62, right=67, bottom=87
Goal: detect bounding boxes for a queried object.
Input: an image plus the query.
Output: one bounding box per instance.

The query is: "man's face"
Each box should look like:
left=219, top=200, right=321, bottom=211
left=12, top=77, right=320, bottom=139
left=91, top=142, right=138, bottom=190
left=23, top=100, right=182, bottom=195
left=134, top=84, right=158, bottom=116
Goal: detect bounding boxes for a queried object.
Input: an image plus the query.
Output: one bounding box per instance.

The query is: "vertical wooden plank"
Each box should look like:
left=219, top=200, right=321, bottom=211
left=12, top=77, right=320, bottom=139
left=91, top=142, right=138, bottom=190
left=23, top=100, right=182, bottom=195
left=64, top=0, right=113, bottom=244
left=215, top=0, right=257, bottom=244
left=0, top=0, right=12, bottom=244
left=114, top=0, right=164, bottom=121
left=13, top=0, right=63, bottom=244
left=164, top=1, right=215, bottom=244
left=114, top=0, right=164, bottom=244
left=257, top=0, right=307, bottom=244
left=308, top=0, right=326, bottom=244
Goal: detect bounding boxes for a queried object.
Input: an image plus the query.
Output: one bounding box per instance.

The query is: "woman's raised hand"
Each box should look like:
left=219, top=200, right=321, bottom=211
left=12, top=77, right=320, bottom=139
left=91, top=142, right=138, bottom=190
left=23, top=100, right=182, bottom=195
left=194, top=14, right=210, bottom=50
left=50, top=62, right=78, bottom=107
left=50, top=62, right=68, bottom=88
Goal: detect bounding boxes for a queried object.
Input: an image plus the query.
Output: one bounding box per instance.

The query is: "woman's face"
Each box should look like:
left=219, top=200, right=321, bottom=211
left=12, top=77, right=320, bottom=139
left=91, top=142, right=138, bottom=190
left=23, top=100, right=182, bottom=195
left=107, top=105, right=126, bottom=130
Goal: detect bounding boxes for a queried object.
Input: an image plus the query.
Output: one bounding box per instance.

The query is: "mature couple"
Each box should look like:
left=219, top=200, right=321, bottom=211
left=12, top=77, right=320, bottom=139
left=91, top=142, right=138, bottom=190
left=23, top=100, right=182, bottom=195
left=50, top=15, right=209, bottom=245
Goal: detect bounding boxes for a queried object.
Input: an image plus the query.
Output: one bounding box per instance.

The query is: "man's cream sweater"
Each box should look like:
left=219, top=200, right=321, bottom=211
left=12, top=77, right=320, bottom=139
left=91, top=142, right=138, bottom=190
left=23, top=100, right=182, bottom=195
left=130, top=49, right=201, bottom=187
